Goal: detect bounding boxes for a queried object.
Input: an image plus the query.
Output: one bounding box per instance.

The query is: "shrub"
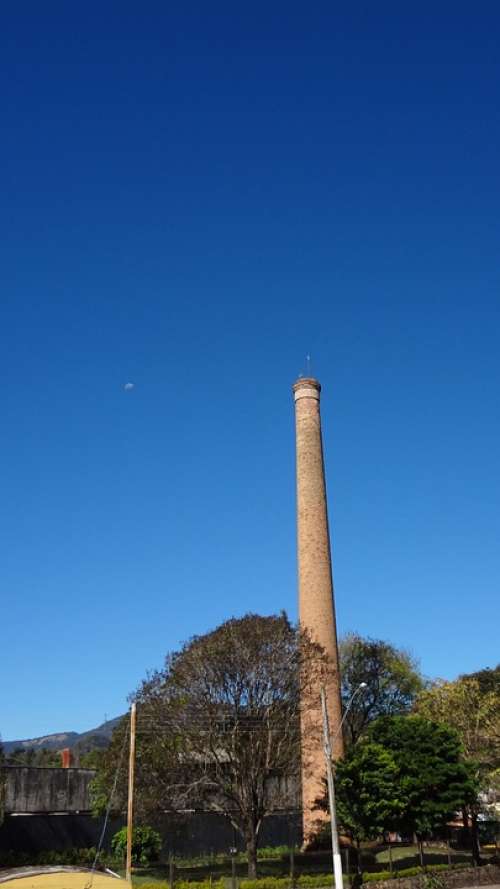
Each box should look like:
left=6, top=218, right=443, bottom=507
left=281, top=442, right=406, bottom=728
left=152, top=883, right=224, bottom=889
left=298, top=878, right=338, bottom=888
left=419, top=873, right=447, bottom=889
left=175, top=883, right=224, bottom=889
left=0, top=848, right=109, bottom=869
left=240, top=879, right=290, bottom=889
left=398, top=864, right=467, bottom=877
left=111, top=825, right=162, bottom=866
left=240, top=876, right=338, bottom=889
left=258, top=847, right=292, bottom=860
left=137, top=884, right=170, bottom=889
left=360, top=863, right=471, bottom=884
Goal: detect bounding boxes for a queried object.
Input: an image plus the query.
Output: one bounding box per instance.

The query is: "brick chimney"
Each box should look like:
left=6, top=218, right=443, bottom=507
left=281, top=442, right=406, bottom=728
left=293, top=376, right=343, bottom=842
left=61, top=747, right=73, bottom=768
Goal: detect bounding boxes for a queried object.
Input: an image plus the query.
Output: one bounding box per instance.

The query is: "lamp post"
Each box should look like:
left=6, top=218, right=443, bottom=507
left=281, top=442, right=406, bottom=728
left=321, top=683, right=367, bottom=889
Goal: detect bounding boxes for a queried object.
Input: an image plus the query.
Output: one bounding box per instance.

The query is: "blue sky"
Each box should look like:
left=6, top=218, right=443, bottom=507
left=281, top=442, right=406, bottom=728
left=1, top=3, right=499, bottom=740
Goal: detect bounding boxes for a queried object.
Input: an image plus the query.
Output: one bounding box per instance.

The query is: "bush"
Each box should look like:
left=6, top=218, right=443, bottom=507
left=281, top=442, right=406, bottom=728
left=176, top=883, right=224, bottom=889
left=360, top=863, right=471, bottom=883
left=111, top=825, right=162, bottom=866
left=240, top=876, right=338, bottom=889
left=298, top=878, right=338, bottom=888
left=137, top=885, right=170, bottom=889
left=240, top=879, right=290, bottom=889
left=258, top=847, right=292, bottom=860
left=419, top=873, right=447, bottom=889
left=398, top=864, right=467, bottom=877
left=138, top=883, right=225, bottom=889
left=0, top=848, right=110, bottom=870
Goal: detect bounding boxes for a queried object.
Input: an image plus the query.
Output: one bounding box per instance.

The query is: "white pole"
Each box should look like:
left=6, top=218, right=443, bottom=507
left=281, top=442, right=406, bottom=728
left=321, top=683, right=367, bottom=889
left=321, top=687, right=343, bottom=889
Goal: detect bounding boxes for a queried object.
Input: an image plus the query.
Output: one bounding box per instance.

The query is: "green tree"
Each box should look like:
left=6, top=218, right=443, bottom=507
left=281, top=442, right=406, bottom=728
left=6, top=747, right=62, bottom=767
left=79, top=748, right=105, bottom=770
left=111, top=825, right=162, bottom=866
left=415, top=676, right=500, bottom=782
left=415, top=673, right=500, bottom=860
left=369, top=716, right=478, bottom=861
left=462, top=664, right=500, bottom=696
left=339, top=634, right=423, bottom=746
left=317, top=742, right=405, bottom=869
left=315, top=715, right=477, bottom=865
left=6, top=747, right=36, bottom=766
left=93, top=613, right=327, bottom=878
left=91, top=711, right=181, bottom=825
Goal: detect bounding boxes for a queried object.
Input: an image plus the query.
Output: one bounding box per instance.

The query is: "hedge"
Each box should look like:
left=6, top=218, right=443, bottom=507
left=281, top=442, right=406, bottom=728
left=136, top=864, right=474, bottom=889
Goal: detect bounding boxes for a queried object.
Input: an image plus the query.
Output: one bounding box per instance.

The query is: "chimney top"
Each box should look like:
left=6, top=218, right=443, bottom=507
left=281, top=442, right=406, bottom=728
left=292, top=377, right=321, bottom=401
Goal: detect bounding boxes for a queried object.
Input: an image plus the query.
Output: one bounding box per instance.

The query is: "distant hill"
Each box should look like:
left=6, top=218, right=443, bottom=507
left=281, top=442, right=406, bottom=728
left=2, top=716, right=123, bottom=755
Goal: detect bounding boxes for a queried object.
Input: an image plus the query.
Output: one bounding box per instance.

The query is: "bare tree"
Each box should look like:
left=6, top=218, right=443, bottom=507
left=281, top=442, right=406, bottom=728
left=95, top=612, right=327, bottom=877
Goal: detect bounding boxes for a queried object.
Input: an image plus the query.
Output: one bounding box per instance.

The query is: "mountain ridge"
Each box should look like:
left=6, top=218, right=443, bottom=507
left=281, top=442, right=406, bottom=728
left=2, top=716, right=123, bottom=755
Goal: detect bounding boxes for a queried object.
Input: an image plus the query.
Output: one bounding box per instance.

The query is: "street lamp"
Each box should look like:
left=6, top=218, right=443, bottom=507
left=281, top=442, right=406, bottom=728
left=321, top=682, right=367, bottom=889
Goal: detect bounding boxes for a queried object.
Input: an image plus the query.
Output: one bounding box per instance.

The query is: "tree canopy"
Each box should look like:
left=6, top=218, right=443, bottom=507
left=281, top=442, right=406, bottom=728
left=93, top=612, right=327, bottom=877
left=460, top=664, right=500, bottom=696
left=4, top=747, right=62, bottom=767
left=368, top=716, right=478, bottom=839
left=333, top=742, right=404, bottom=845
left=339, top=634, right=423, bottom=745
left=415, top=676, right=499, bottom=781
left=415, top=670, right=500, bottom=837
left=316, top=715, right=477, bottom=856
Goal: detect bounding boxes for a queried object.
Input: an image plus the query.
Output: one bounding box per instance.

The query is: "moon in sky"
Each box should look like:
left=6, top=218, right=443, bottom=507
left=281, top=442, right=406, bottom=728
left=123, top=382, right=135, bottom=391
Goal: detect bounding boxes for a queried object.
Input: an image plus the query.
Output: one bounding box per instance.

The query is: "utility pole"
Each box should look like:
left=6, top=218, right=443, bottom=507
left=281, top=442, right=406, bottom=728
left=320, top=682, right=367, bottom=889
left=126, top=702, right=137, bottom=885
left=321, top=687, right=343, bottom=889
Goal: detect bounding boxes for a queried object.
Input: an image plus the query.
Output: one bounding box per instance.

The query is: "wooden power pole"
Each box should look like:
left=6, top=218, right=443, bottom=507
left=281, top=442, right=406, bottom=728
left=126, top=702, right=137, bottom=884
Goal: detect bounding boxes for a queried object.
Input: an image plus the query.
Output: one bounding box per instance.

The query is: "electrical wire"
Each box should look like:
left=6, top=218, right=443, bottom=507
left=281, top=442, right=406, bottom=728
left=84, top=728, right=128, bottom=889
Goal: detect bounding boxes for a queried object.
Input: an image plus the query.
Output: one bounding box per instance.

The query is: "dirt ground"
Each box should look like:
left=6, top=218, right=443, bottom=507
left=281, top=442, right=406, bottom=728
left=0, top=868, right=132, bottom=889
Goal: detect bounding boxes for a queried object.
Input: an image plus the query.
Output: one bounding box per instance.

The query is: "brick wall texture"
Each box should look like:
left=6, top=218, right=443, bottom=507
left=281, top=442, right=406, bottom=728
left=293, top=377, right=344, bottom=841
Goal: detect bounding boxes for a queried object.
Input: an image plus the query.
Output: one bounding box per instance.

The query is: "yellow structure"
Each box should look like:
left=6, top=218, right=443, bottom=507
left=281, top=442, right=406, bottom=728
left=0, top=869, right=131, bottom=889
left=293, top=376, right=343, bottom=842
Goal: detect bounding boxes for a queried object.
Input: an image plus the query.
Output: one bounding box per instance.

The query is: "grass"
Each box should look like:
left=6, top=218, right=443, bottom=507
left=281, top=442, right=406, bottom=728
left=125, top=843, right=495, bottom=887
left=128, top=872, right=169, bottom=888
left=125, top=851, right=335, bottom=884
left=374, top=845, right=473, bottom=869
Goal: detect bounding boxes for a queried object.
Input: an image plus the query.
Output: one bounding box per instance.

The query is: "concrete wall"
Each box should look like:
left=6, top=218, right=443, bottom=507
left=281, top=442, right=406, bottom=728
left=0, top=766, right=302, bottom=857
left=0, top=812, right=302, bottom=857
left=0, top=813, right=123, bottom=854
left=2, top=767, right=96, bottom=814
left=1, top=767, right=300, bottom=817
